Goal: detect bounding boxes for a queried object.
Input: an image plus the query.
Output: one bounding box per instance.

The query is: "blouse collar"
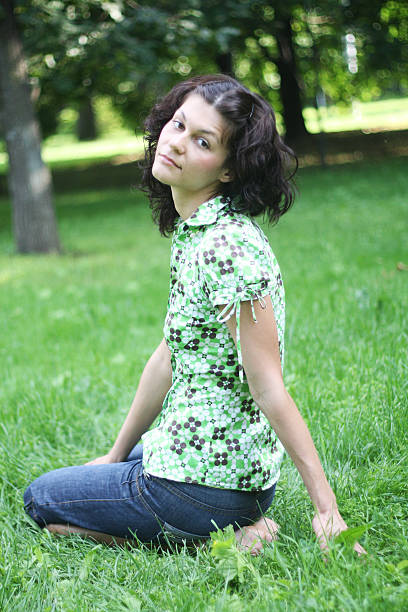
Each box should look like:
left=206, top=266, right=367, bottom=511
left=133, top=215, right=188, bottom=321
left=181, top=195, right=231, bottom=228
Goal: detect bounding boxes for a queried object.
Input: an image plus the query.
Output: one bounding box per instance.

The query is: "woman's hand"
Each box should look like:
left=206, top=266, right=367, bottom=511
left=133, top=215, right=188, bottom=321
left=312, top=508, right=367, bottom=556
left=84, top=453, right=119, bottom=466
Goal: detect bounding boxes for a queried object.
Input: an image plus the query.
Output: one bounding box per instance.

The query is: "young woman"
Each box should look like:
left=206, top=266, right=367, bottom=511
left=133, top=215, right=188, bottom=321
left=24, top=74, right=365, bottom=556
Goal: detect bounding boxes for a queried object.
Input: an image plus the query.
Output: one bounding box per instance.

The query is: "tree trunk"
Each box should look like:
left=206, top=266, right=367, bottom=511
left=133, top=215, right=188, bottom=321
left=215, top=52, right=235, bottom=77
left=0, top=0, right=60, bottom=253
left=77, top=96, right=97, bottom=141
left=275, top=14, right=309, bottom=142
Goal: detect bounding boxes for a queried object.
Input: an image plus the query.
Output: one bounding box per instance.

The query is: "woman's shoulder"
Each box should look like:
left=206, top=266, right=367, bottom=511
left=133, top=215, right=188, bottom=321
left=201, top=209, right=269, bottom=253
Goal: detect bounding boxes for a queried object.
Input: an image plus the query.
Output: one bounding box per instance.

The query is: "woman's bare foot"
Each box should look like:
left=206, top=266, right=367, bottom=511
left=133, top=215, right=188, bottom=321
left=234, top=516, right=279, bottom=556
left=45, top=523, right=134, bottom=547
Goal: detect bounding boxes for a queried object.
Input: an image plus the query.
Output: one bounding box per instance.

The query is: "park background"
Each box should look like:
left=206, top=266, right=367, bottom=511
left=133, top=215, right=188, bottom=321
left=0, top=1, right=407, bottom=610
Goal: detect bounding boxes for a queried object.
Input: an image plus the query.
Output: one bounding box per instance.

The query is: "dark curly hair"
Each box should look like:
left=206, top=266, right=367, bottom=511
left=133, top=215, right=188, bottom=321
left=141, top=74, right=297, bottom=236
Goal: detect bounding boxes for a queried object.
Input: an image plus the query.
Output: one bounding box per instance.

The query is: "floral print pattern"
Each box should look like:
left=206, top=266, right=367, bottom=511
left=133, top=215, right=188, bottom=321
left=142, top=196, right=285, bottom=491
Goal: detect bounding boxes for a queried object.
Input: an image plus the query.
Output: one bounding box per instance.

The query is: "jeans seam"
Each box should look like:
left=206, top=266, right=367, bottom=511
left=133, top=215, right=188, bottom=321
left=134, top=477, right=166, bottom=541
left=135, top=473, right=164, bottom=529
left=35, top=471, right=145, bottom=509
left=36, top=493, right=142, bottom=508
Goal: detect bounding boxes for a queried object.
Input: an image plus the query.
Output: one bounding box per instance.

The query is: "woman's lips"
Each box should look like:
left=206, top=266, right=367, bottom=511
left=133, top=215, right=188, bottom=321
left=159, top=154, right=181, bottom=169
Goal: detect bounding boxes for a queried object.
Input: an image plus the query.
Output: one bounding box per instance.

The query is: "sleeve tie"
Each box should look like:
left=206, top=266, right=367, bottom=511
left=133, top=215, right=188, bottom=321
left=215, top=289, right=267, bottom=383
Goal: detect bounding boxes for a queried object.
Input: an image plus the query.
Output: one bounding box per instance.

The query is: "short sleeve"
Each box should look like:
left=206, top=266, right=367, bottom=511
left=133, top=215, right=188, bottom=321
left=198, top=221, right=274, bottom=382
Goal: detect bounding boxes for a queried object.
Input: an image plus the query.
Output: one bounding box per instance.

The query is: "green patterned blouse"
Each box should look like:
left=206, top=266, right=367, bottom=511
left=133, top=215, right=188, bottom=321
left=142, top=195, right=285, bottom=491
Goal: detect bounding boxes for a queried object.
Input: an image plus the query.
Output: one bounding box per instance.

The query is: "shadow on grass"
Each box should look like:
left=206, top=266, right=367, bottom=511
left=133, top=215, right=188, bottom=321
left=0, top=159, right=142, bottom=198
left=289, top=128, right=408, bottom=167
left=0, top=163, right=145, bottom=225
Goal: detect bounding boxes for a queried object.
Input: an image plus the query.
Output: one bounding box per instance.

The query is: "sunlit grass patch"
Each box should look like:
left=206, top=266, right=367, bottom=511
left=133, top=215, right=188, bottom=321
left=304, top=96, right=408, bottom=133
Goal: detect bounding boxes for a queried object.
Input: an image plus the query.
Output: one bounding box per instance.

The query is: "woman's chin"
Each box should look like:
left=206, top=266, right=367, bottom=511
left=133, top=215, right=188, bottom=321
left=152, top=165, right=173, bottom=186
left=152, top=169, right=167, bottom=185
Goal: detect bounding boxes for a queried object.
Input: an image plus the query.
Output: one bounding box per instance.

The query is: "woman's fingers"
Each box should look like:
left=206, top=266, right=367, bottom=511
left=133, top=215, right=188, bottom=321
left=84, top=458, right=101, bottom=465
left=312, top=510, right=367, bottom=556
left=84, top=454, right=115, bottom=466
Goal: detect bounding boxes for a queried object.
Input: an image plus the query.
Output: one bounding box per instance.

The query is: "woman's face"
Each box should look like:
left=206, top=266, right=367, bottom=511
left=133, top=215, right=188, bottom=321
left=152, top=93, right=232, bottom=204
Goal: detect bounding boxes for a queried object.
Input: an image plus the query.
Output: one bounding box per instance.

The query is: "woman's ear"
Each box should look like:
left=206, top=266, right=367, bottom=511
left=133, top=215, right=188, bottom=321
left=219, top=168, right=234, bottom=183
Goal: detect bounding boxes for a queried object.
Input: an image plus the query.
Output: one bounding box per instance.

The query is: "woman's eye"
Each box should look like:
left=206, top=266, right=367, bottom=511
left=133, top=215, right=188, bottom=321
left=172, top=119, right=183, bottom=129
left=197, top=137, right=209, bottom=149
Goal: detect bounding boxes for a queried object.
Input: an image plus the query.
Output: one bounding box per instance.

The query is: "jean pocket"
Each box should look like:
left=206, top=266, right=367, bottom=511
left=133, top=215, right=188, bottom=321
left=161, top=521, right=210, bottom=544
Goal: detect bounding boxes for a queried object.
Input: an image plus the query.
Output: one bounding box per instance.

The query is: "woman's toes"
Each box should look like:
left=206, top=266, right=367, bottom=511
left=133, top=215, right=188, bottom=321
left=235, top=526, right=262, bottom=554
left=234, top=517, right=279, bottom=555
left=261, top=517, right=279, bottom=540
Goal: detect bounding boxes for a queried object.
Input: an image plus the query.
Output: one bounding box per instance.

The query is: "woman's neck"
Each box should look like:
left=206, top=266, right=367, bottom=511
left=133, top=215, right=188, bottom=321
left=171, top=187, right=219, bottom=221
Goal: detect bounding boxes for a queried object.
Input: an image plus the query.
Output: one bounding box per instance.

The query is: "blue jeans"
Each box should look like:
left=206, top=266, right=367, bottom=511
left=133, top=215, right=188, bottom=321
left=23, top=445, right=276, bottom=543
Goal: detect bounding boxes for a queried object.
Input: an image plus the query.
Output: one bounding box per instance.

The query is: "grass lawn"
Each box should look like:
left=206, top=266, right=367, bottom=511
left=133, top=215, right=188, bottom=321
left=0, top=158, right=407, bottom=610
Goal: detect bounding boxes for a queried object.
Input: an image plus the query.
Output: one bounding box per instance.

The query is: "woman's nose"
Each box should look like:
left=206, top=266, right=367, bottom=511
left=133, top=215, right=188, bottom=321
left=169, top=132, right=186, bottom=154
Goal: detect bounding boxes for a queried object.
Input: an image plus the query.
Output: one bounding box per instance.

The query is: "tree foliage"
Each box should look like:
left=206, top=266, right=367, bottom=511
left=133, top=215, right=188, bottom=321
left=7, top=0, right=408, bottom=139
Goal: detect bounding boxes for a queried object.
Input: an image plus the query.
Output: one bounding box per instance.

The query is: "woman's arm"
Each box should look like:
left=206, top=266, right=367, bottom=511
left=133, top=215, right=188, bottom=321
left=87, top=338, right=172, bottom=464
left=222, top=298, right=366, bottom=554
